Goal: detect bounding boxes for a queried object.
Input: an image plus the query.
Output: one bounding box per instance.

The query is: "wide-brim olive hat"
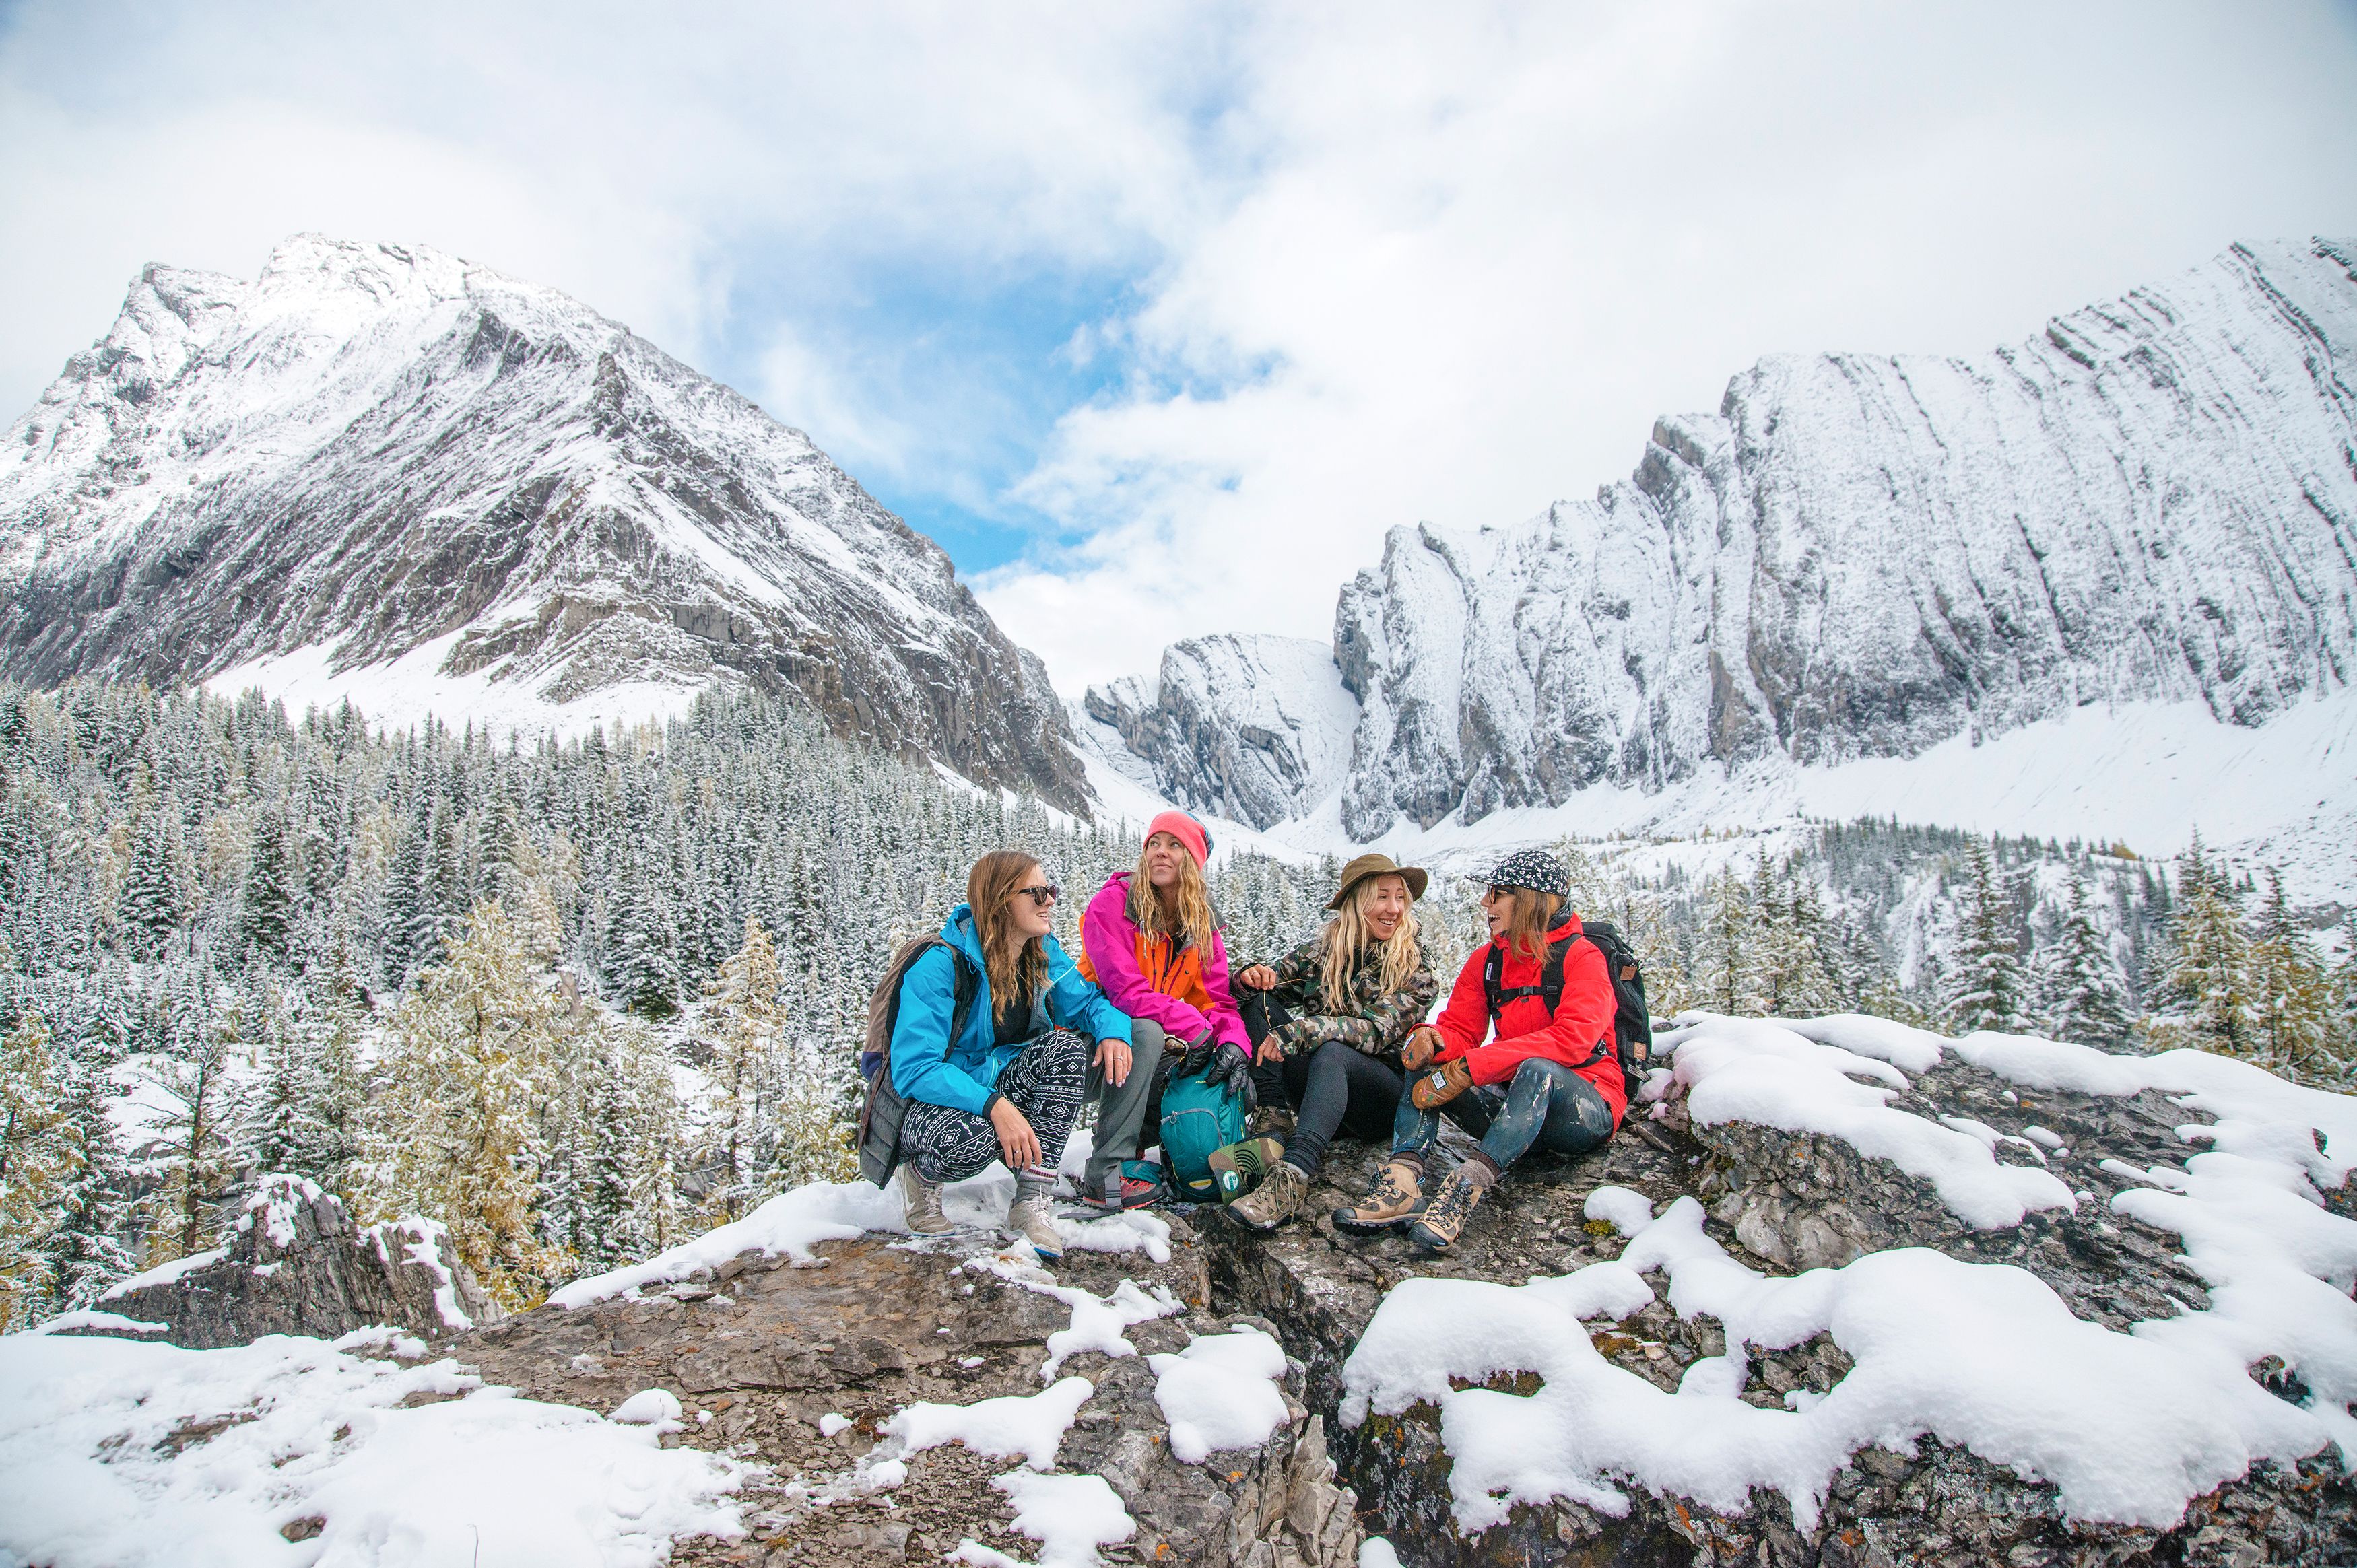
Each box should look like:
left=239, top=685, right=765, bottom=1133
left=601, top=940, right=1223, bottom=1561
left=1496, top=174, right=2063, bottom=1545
left=1326, top=852, right=1429, bottom=910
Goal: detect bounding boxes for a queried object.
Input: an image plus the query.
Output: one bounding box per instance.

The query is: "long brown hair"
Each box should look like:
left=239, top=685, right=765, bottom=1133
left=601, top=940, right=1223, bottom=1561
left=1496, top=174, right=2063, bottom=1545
left=1128, top=838, right=1218, bottom=954
left=968, top=850, right=1049, bottom=1025
left=1318, top=875, right=1422, bottom=1014
left=1498, top=887, right=1565, bottom=963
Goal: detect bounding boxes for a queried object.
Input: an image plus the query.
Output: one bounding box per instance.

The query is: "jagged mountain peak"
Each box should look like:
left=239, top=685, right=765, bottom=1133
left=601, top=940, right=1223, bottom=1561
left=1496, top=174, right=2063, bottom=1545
left=1085, top=236, right=2357, bottom=876
left=1, top=234, right=1083, bottom=807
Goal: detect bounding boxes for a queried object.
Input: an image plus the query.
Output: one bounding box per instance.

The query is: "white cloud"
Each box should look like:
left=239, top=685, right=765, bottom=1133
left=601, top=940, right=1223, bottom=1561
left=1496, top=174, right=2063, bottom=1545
left=3, top=1, right=2354, bottom=697
left=976, top=1, right=2357, bottom=688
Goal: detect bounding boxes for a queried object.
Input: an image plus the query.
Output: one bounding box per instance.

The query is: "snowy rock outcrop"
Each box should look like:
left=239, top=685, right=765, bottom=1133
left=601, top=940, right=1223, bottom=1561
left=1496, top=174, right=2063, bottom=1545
left=1202, top=1017, right=2357, bottom=1567
left=448, top=1196, right=1362, bottom=1568
left=1083, top=634, right=1358, bottom=830
left=0, top=235, right=1084, bottom=807
left=1097, top=238, right=2357, bottom=844
left=90, top=1176, right=497, bottom=1350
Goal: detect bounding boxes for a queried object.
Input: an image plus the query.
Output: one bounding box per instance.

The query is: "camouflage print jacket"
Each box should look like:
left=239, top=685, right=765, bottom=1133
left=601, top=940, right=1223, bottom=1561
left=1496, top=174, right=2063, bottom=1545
left=1257, top=930, right=1438, bottom=1065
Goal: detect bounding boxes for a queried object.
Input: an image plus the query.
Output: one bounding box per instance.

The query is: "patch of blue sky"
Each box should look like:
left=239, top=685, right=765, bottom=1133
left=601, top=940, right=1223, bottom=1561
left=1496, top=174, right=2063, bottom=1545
left=701, top=246, right=1154, bottom=578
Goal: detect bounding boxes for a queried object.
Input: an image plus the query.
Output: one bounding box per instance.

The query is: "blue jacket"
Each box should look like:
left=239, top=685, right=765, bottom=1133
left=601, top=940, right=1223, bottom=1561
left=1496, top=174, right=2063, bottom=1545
left=890, top=904, right=1132, bottom=1116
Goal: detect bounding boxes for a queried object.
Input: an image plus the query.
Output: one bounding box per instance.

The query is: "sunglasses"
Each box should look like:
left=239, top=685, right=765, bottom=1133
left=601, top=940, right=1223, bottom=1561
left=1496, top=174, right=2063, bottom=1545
left=1016, top=883, right=1060, bottom=906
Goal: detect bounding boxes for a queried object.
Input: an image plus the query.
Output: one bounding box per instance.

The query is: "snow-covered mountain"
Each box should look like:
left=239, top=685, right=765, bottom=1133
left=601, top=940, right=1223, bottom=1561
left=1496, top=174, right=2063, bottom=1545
left=0, top=236, right=1084, bottom=807
left=1086, top=238, right=2357, bottom=885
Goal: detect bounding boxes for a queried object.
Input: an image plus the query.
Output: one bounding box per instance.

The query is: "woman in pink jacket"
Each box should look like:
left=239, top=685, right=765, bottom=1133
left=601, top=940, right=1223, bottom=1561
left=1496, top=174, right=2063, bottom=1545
left=1077, top=811, right=1253, bottom=1210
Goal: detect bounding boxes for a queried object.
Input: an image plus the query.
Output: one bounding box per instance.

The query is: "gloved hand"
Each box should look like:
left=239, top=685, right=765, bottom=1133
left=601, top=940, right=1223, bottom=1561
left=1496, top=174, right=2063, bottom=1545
left=1400, top=1025, right=1442, bottom=1072
left=1207, top=1040, right=1258, bottom=1110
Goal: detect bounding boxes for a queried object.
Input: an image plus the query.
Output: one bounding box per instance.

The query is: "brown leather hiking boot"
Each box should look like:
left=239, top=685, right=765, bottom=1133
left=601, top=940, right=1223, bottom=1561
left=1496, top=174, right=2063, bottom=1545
left=1409, top=1056, right=1473, bottom=1110
left=1226, top=1159, right=1308, bottom=1231
left=1331, top=1160, right=1424, bottom=1235
left=1407, top=1163, right=1490, bottom=1253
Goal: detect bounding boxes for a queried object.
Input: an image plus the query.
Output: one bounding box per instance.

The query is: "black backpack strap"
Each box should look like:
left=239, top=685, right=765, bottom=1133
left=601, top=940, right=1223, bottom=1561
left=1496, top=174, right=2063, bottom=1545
left=1486, top=934, right=1577, bottom=1018
left=1539, top=934, right=1574, bottom=1013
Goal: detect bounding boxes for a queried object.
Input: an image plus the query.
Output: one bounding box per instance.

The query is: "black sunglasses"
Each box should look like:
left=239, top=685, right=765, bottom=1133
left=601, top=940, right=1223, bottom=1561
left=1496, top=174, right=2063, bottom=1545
left=1016, top=883, right=1060, bottom=906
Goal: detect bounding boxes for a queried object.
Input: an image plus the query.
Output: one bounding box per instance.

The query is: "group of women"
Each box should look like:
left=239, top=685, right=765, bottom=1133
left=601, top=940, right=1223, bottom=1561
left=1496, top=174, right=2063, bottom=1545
left=878, top=811, right=1627, bottom=1259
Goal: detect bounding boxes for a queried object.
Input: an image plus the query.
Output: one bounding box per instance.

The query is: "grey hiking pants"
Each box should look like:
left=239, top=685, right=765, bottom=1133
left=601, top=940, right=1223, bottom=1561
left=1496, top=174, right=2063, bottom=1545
left=1085, top=1017, right=1168, bottom=1192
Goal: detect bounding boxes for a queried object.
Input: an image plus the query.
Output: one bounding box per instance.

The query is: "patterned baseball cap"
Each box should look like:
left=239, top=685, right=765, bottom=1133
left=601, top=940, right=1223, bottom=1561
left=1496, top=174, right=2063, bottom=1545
left=1482, top=849, right=1569, bottom=899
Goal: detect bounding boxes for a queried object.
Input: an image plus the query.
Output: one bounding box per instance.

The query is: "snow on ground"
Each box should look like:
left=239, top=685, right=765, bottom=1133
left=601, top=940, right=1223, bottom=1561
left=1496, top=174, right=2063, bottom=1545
left=1083, top=685, right=2357, bottom=901
left=1147, top=1326, right=1290, bottom=1463
left=1340, top=1013, right=2357, bottom=1534
left=0, top=1324, right=748, bottom=1568
left=551, top=1169, right=1175, bottom=1310
left=950, top=1470, right=1137, bottom=1568
left=205, top=630, right=711, bottom=745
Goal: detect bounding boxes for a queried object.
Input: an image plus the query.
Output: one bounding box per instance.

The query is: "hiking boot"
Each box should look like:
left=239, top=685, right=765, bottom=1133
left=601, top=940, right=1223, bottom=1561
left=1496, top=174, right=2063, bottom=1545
left=1226, top=1159, right=1308, bottom=1231
left=1082, top=1166, right=1166, bottom=1212
left=1206, top=1137, right=1286, bottom=1203
left=1247, top=1104, right=1297, bottom=1141
left=897, top=1163, right=953, bottom=1235
left=1409, top=1056, right=1473, bottom=1111
left=1407, top=1164, right=1490, bottom=1253
left=1007, top=1196, right=1064, bottom=1261
left=1331, top=1160, right=1424, bottom=1235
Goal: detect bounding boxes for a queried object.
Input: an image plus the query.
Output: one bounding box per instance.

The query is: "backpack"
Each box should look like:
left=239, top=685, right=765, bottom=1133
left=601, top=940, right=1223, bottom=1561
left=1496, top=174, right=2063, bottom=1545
left=857, top=936, right=981, bottom=1188
left=1480, top=919, right=1653, bottom=1089
left=1156, top=1065, right=1247, bottom=1200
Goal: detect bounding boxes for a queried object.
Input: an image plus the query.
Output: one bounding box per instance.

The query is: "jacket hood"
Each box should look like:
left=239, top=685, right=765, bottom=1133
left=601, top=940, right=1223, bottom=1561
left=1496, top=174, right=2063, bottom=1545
left=940, top=903, right=986, bottom=966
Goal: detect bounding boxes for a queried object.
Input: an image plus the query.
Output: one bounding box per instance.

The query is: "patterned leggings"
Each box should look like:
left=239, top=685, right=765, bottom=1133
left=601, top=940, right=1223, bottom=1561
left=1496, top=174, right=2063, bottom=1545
left=900, top=1029, right=1089, bottom=1184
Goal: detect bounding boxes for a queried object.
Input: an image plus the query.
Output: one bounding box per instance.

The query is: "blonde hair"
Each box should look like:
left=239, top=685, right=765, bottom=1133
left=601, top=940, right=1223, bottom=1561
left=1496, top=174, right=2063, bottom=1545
left=1129, top=836, right=1218, bottom=955
left=968, top=850, right=1049, bottom=1027
left=1498, top=887, right=1565, bottom=963
left=1319, top=875, right=1422, bottom=1014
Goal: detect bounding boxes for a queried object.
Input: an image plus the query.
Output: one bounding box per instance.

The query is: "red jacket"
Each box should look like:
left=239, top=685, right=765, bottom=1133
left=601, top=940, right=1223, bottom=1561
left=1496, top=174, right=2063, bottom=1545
left=1432, top=915, right=1626, bottom=1127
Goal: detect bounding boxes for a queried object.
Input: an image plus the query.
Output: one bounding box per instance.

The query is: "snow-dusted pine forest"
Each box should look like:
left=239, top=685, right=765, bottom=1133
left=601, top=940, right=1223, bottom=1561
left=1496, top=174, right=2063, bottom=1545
left=0, top=679, right=2349, bottom=1332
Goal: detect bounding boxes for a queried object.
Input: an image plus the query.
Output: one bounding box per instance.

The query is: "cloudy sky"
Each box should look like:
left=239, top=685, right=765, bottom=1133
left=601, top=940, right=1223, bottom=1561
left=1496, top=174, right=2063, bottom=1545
left=3, top=1, right=2354, bottom=689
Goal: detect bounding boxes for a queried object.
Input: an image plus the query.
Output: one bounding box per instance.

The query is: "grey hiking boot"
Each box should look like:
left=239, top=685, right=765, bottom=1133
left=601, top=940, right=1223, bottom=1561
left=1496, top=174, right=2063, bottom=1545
left=1007, top=1195, right=1064, bottom=1261
left=1226, top=1159, right=1308, bottom=1231
left=897, top=1163, right=954, bottom=1235
left=1332, top=1159, right=1424, bottom=1235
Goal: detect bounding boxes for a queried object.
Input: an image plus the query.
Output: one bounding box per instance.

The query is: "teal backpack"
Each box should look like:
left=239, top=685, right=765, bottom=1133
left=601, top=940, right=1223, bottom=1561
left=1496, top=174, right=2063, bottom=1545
left=1158, top=1068, right=1247, bottom=1201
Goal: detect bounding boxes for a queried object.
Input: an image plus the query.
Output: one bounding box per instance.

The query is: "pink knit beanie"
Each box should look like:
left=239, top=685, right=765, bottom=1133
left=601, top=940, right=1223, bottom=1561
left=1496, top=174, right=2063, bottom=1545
left=1144, top=810, right=1211, bottom=868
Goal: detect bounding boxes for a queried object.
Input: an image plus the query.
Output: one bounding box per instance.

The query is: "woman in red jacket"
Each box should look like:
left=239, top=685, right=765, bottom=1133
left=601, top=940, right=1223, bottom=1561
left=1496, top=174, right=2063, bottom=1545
left=1333, top=850, right=1623, bottom=1253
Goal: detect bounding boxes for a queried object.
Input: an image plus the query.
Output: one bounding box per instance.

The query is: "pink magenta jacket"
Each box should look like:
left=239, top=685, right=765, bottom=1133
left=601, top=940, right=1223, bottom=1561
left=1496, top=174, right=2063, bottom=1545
left=1079, top=871, right=1252, bottom=1054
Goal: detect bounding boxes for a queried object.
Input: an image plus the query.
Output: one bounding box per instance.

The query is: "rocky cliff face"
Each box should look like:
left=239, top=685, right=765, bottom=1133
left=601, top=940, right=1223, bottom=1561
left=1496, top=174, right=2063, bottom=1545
left=1090, top=238, right=2357, bottom=842
left=1082, top=634, right=1358, bottom=831
left=0, top=236, right=1084, bottom=807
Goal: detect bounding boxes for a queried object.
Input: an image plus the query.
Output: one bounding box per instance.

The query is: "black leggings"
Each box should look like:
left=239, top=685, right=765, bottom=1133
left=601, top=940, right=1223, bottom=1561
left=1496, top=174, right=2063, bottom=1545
left=1240, top=991, right=1404, bottom=1177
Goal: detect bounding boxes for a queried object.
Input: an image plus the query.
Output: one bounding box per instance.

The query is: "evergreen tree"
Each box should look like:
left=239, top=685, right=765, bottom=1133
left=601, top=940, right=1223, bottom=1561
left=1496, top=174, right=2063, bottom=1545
left=702, top=916, right=785, bottom=1223
left=2248, top=868, right=2343, bottom=1084
left=1694, top=867, right=1764, bottom=1015
left=240, top=809, right=299, bottom=961
left=0, top=1014, right=69, bottom=1330
left=40, top=1057, right=141, bottom=1311
left=118, top=793, right=192, bottom=958
left=2155, top=837, right=2257, bottom=1058
left=360, top=901, right=572, bottom=1308
left=1944, top=838, right=2030, bottom=1033
left=140, top=996, right=241, bottom=1264
left=2039, top=877, right=2135, bottom=1046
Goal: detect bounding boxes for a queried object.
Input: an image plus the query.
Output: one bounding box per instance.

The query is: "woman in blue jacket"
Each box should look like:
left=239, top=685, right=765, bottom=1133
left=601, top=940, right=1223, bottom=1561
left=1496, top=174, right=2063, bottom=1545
left=893, top=848, right=1133, bottom=1258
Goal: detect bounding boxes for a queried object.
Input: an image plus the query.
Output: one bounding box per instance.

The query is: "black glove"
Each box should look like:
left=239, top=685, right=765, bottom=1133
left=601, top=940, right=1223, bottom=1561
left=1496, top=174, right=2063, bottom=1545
left=1174, top=1031, right=1218, bottom=1079
left=1207, top=1041, right=1257, bottom=1111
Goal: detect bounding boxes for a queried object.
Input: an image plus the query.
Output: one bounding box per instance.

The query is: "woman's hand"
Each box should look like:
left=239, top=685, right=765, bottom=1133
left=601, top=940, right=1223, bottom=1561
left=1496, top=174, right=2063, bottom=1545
left=1255, top=1036, right=1286, bottom=1066
left=991, top=1099, right=1042, bottom=1173
left=1401, top=1025, right=1443, bottom=1071
left=1096, top=1037, right=1132, bottom=1089
left=1237, top=965, right=1277, bottom=991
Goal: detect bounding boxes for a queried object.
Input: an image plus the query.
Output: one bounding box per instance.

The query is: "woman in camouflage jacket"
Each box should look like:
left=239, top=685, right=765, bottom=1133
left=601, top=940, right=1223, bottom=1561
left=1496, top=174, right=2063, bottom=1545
left=1226, top=854, right=1437, bottom=1230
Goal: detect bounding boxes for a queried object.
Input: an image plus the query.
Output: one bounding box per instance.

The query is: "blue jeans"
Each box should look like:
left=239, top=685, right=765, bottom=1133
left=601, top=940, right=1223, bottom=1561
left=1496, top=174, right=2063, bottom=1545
left=1392, top=1056, right=1614, bottom=1172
